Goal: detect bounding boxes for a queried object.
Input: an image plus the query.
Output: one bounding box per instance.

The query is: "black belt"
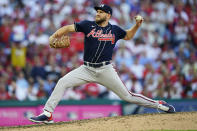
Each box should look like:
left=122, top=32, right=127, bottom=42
left=84, top=61, right=110, bottom=68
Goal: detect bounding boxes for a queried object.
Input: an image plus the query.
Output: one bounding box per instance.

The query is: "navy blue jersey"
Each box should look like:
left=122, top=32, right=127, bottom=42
left=74, top=20, right=126, bottom=63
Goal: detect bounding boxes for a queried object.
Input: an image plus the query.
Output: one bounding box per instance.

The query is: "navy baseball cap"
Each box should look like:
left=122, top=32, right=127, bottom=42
left=94, top=4, right=112, bottom=15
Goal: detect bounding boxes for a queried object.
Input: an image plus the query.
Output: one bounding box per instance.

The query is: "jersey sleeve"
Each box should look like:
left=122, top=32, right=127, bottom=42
left=74, top=20, right=89, bottom=33
left=114, top=25, right=126, bottom=40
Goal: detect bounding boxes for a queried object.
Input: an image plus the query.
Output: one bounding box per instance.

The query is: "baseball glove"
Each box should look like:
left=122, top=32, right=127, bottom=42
left=49, top=35, right=70, bottom=48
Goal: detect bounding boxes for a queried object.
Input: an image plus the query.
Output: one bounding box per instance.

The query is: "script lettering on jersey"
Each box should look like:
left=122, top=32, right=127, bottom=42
left=87, top=29, right=115, bottom=44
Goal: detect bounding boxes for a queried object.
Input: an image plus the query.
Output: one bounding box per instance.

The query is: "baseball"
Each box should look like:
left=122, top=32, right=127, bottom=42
left=135, top=15, right=143, bottom=21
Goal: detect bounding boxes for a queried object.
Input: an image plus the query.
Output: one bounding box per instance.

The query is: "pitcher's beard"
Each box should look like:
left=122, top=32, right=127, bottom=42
left=95, top=18, right=106, bottom=25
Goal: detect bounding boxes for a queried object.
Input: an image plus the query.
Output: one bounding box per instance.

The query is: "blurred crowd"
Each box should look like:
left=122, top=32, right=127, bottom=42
left=0, top=0, right=197, bottom=101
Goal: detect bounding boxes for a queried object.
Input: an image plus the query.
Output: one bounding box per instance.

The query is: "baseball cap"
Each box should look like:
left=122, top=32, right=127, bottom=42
left=94, top=4, right=112, bottom=15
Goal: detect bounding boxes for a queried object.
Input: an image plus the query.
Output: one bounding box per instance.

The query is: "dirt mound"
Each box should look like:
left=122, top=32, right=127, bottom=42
left=1, top=112, right=197, bottom=131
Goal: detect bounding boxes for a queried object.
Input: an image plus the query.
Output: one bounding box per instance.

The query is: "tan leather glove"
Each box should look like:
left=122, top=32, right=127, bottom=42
left=49, top=35, right=70, bottom=48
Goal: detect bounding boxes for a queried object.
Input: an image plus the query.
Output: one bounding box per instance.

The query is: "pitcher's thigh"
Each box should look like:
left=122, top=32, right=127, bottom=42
left=59, top=65, right=95, bottom=87
left=98, top=67, right=129, bottom=97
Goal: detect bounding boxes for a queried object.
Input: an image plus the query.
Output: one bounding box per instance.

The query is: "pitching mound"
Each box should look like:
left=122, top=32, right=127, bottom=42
left=1, top=112, right=197, bottom=131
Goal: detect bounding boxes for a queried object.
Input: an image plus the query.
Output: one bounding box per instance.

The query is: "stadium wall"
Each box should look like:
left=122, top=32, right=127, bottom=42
left=0, top=99, right=196, bottom=126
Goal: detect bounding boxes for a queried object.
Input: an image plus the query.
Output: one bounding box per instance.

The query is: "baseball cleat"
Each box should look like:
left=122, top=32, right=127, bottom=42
left=157, top=100, right=176, bottom=113
left=29, top=111, right=54, bottom=124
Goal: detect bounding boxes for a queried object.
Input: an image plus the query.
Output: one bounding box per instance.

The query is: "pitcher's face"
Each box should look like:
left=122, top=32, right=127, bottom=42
left=95, top=10, right=108, bottom=24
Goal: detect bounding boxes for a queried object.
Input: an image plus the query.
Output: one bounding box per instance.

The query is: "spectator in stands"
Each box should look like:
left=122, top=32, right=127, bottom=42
left=7, top=78, right=17, bottom=100
left=30, top=56, right=46, bottom=81
left=0, top=19, right=12, bottom=47
left=11, top=42, right=26, bottom=68
left=43, top=75, right=56, bottom=97
left=0, top=82, right=9, bottom=100
left=27, top=77, right=38, bottom=101
left=15, top=72, right=29, bottom=101
left=83, top=83, right=100, bottom=99
left=36, top=77, right=47, bottom=100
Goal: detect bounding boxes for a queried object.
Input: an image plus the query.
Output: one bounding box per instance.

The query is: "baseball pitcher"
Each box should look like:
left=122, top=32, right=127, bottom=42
left=29, top=4, right=175, bottom=124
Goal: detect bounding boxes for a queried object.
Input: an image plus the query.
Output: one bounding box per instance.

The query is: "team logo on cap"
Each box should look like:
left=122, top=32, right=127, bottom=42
left=100, top=4, right=104, bottom=7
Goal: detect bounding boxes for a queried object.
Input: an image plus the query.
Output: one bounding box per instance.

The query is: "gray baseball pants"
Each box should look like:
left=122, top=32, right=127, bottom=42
left=44, top=64, right=159, bottom=112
